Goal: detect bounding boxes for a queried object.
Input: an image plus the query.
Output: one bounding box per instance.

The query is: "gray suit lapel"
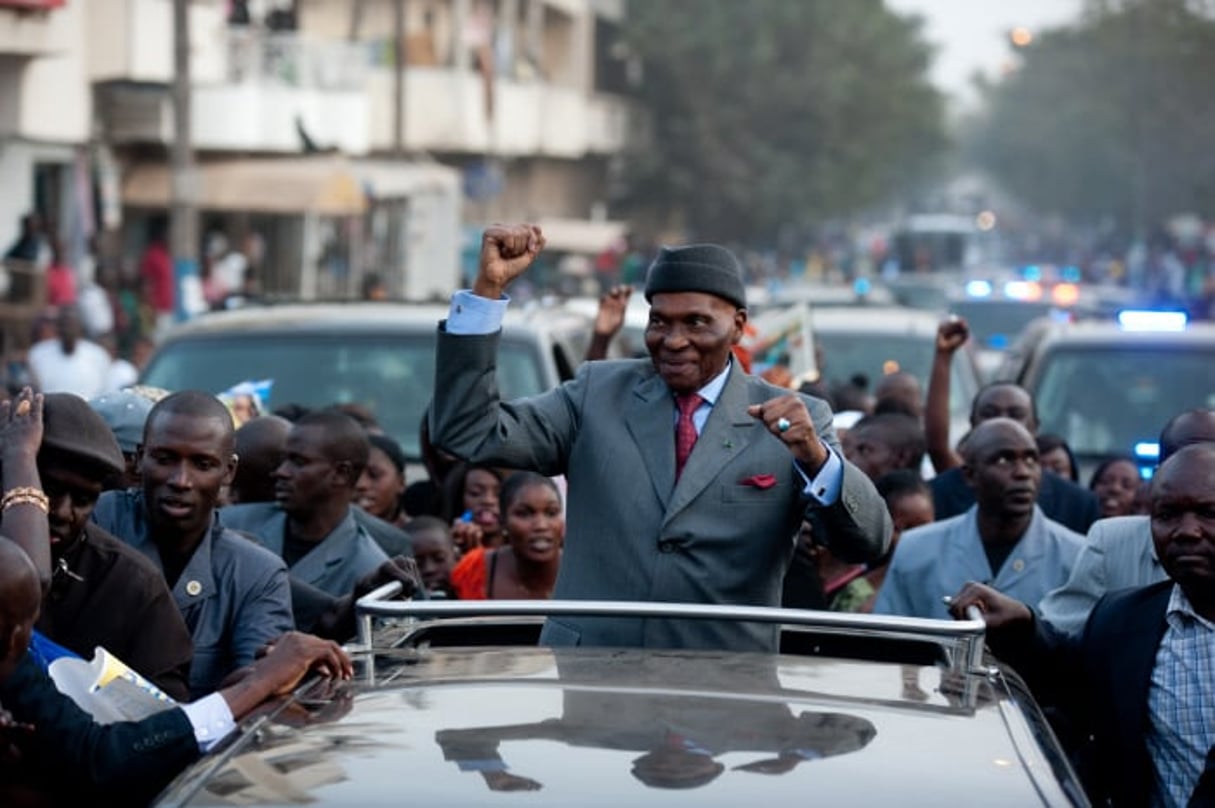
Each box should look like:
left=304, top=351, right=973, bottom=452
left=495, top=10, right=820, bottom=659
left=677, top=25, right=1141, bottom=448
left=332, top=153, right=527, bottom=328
left=663, top=368, right=755, bottom=526
left=625, top=375, right=678, bottom=506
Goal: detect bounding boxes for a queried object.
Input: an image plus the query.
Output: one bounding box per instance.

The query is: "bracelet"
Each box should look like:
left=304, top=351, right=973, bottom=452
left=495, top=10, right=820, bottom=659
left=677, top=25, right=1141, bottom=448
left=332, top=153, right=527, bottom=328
left=1, top=486, right=49, bottom=514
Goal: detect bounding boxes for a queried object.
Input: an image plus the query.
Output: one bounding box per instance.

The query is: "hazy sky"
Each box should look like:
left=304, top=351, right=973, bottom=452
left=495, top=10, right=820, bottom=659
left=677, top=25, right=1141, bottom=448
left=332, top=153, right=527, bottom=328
left=885, top=0, right=1084, bottom=105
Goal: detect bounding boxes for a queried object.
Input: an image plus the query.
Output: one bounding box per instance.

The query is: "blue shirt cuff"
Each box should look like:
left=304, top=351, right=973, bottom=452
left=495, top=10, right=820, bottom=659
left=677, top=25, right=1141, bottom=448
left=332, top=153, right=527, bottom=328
left=458, top=759, right=509, bottom=772
left=796, top=444, right=843, bottom=505
left=181, top=692, right=237, bottom=753
left=447, top=289, right=509, bottom=335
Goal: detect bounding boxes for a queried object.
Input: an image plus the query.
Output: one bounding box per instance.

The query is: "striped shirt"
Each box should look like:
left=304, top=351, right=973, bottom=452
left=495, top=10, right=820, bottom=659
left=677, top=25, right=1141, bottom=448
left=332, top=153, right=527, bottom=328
left=1147, top=585, right=1215, bottom=807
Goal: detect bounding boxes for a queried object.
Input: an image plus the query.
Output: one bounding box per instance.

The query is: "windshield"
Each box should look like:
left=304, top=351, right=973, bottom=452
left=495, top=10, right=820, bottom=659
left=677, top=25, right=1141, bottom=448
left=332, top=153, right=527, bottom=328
left=812, top=331, right=975, bottom=418
left=950, top=301, right=1058, bottom=348
left=141, top=334, right=546, bottom=459
left=1034, top=347, right=1215, bottom=458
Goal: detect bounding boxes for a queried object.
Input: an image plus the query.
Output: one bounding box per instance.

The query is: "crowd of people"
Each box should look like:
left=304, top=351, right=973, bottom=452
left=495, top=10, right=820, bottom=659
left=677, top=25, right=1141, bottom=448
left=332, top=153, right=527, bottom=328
left=0, top=221, right=1210, bottom=805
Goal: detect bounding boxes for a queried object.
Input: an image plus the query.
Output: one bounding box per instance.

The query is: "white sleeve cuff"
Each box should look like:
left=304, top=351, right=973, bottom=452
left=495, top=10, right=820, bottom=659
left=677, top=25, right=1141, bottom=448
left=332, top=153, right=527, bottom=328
left=796, top=443, right=843, bottom=505
left=180, top=692, right=237, bottom=753
left=446, top=289, right=509, bottom=335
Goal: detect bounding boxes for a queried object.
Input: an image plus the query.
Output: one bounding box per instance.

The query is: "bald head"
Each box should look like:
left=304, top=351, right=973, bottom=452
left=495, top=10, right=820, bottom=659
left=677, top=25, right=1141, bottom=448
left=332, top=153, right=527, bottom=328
left=1159, top=409, right=1215, bottom=462
left=962, top=418, right=1037, bottom=465
left=146, top=391, right=236, bottom=455
left=874, top=372, right=923, bottom=418
left=0, top=535, right=41, bottom=678
left=230, top=415, right=292, bottom=504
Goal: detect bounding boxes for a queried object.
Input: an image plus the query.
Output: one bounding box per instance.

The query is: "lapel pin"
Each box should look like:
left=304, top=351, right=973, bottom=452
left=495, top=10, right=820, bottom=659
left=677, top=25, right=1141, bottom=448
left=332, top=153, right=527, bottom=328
left=723, top=439, right=734, bottom=449
left=1011, top=559, right=1025, bottom=573
left=186, top=580, right=203, bottom=597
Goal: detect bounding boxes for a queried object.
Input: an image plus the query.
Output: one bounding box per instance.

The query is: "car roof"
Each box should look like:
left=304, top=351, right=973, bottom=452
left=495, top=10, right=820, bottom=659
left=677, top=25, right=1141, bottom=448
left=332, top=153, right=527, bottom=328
left=155, top=301, right=577, bottom=340
left=156, top=597, right=1082, bottom=806
left=1027, top=319, right=1215, bottom=349
left=807, top=305, right=945, bottom=336
left=158, top=645, right=1073, bottom=807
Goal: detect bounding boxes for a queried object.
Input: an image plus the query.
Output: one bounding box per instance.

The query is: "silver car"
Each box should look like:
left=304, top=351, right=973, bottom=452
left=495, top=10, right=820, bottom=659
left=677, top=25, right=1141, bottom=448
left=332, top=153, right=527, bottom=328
left=154, top=594, right=1085, bottom=806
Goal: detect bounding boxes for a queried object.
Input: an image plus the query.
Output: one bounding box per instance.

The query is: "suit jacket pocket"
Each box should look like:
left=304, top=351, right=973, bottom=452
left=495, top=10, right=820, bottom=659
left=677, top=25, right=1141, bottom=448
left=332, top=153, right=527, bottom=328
left=721, top=481, right=789, bottom=504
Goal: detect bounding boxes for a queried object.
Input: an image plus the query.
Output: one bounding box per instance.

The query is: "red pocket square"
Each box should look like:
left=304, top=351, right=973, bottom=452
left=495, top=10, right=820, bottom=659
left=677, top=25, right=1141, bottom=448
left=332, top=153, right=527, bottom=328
left=739, top=474, right=777, bottom=489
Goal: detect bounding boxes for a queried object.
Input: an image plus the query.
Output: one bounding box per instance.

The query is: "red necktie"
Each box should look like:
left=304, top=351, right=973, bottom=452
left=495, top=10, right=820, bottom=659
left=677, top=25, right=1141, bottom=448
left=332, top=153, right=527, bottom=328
left=674, top=393, right=704, bottom=480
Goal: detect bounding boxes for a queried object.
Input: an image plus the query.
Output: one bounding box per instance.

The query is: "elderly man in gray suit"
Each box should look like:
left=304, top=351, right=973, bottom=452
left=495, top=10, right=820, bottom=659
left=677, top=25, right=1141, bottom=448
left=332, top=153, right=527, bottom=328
left=430, top=224, right=891, bottom=652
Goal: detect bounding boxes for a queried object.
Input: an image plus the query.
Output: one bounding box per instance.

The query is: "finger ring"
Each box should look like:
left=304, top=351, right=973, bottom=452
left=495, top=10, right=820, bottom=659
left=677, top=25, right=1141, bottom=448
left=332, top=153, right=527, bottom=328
left=14, top=400, right=30, bottom=417
left=776, top=417, right=791, bottom=433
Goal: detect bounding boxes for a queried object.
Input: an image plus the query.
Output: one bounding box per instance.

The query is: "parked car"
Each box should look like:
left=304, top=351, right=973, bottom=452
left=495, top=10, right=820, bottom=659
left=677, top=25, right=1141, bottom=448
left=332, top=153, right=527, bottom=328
left=139, top=301, right=596, bottom=467
left=153, top=594, right=1086, bottom=806
left=1007, top=312, right=1215, bottom=483
left=806, top=306, right=982, bottom=445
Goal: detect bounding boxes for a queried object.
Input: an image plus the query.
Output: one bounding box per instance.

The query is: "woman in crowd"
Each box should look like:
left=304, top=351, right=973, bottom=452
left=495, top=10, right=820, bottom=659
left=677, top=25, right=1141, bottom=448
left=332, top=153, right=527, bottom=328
left=443, top=462, right=504, bottom=552
left=450, top=472, right=563, bottom=600
left=1088, top=456, right=1141, bottom=518
left=356, top=434, right=409, bottom=529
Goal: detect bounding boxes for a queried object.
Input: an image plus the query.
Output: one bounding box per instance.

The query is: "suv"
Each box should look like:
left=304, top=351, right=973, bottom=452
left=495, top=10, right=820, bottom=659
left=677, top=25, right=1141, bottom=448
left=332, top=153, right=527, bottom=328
left=139, top=301, right=596, bottom=464
left=806, top=306, right=982, bottom=445
left=154, top=595, right=1086, bottom=806
left=1010, top=315, right=1215, bottom=482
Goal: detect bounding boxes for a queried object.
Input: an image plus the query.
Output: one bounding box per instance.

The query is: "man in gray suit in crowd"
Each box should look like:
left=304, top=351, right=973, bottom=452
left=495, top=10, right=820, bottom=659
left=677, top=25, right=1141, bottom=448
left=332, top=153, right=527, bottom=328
left=1035, top=408, right=1215, bottom=636
left=430, top=224, right=890, bottom=652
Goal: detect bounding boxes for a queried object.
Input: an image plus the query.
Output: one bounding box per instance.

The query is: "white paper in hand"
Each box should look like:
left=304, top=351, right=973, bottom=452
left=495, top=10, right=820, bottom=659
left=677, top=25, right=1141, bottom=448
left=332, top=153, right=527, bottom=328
left=49, top=647, right=177, bottom=724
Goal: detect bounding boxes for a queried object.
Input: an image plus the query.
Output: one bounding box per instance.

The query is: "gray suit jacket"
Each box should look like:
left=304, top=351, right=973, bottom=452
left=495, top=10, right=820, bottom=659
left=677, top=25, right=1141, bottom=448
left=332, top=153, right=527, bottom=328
left=1035, top=514, right=1167, bottom=638
left=219, top=503, right=388, bottom=597
left=430, top=328, right=891, bottom=652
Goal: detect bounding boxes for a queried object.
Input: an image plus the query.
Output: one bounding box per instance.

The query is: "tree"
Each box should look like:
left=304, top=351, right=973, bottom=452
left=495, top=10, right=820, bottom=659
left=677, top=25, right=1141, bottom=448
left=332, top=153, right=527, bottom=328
left=967, top=0, right=1215, bottom=237
left=619, top=0, right=946, bottom=244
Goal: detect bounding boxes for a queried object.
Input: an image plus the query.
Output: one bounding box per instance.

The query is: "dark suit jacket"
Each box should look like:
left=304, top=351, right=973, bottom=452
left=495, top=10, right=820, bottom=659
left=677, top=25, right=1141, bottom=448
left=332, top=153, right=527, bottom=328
left=931, top=467, right=1101, bottom=534
left=996, top=580, right=1173, bottom=807
left=431, top=329, right=891, bottom=652
left=0, top=653, right=198, bottom=803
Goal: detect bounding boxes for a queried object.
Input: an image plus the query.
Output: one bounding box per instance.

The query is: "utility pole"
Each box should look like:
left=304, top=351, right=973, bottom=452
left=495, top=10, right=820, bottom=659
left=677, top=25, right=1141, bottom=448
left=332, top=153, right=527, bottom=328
left=170, top=0, right=199, bottom=322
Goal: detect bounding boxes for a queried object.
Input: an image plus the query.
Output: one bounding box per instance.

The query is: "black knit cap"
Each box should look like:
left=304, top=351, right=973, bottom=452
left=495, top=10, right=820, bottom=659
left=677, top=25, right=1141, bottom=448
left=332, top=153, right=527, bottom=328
left=41, top=393, right=125, bottom=481
left=643, top=244, right=747, bottom=309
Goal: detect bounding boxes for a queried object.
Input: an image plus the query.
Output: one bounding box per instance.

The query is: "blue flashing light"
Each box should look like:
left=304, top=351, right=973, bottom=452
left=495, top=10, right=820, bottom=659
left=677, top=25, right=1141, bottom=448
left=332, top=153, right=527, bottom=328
left=1117, top=310, right=1188, bottom=332
left=1022, top=264, right=1042, bottom=282
left=1061, top=265, right=1082, bottom=283
left=853, top=277, right=872, bottom=296
left=988, top=333, right=1009, bottom=349
left=1133, top=441, right=1160, bottom=460
left=965, top=279, right=993, bottom=298
left=1139, top=465, right=1155, bottom=481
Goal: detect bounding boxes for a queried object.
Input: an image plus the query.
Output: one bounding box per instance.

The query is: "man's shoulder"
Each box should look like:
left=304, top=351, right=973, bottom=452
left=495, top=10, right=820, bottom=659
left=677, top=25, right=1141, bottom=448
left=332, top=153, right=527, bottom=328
left=891, top=516, right=963, bottom=561
left=82, top=522, right=170, bottom=588
left=212, top=526, right=288, bottom=572
left=928, top=467, right=966, bottom=492
left=1086, top=514, right=1151, bottom=546
left=1039, top=513, right=1087, bottom=549
left=218, top=502, right=279, bottom=529
left=1086, top=580, right=1173, bottom=642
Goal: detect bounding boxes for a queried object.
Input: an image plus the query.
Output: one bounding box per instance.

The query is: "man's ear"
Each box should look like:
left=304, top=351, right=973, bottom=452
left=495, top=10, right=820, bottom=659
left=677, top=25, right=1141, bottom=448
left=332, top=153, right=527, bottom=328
left=332, top=460, right=356, bottom=489
left=224, top=453, right=239, bottom=486
left=961, top=461, right=976, bottom=490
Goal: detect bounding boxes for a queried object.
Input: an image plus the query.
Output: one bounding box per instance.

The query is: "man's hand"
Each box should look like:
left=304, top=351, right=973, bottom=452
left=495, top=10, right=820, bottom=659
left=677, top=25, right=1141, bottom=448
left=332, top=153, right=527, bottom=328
left=936, top=316, right=970, bottom=355
left=473, top=224, right=545, bottom=300
left=594, top=285, right=633, bottom=339
left=746, top=395, right=828, bottom=473
left=0, top=388, right=43, bottom=463
left=220, top=631, right=353, bottom=719
left=450, top=519, right=483, bottom=554
left=946, top=581, right=1032, bottom=629
left=354, top=555, right=423, bottom=601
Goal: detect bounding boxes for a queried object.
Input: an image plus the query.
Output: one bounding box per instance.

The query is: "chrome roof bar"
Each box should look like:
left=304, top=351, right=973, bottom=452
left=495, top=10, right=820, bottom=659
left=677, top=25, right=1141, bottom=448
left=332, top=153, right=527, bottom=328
left=354, top=582, right=988, bottom=672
